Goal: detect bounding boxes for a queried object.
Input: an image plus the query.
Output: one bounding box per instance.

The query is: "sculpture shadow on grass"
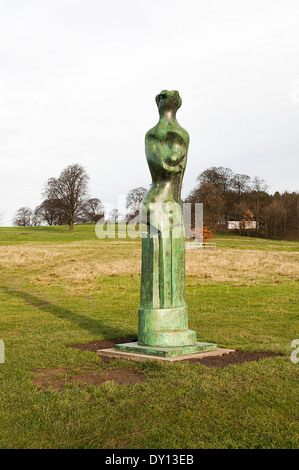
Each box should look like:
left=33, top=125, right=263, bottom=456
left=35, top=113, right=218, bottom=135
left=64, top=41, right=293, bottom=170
left=0, top=284, right=128, bottom=339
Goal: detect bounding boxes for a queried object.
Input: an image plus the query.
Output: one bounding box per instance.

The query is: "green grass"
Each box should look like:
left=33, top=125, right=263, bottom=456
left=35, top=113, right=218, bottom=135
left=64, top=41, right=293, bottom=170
left=214, top=231, right=299, bottom=252
left=1, top=224, right=298, bottom=251
left=0, top=225, right=298, bottom=449
left=0, top=223, right=131, bottom=245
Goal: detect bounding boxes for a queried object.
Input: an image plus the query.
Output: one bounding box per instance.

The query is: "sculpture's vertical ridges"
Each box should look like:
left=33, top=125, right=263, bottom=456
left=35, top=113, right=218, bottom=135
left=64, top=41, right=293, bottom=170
left=152, top=235, right=159, bottom=308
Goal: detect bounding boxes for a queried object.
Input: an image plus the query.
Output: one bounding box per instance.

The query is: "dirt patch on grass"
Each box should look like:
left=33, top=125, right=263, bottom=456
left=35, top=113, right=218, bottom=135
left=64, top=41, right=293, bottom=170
left=68, top=339, right=282, bottom=368
left=186, top=349, right=282, bottom=367
left=33, top=366, right=145, bottom=391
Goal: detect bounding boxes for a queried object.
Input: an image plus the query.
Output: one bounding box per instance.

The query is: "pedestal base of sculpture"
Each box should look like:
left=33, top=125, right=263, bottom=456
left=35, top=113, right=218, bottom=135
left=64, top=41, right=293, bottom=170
left=138, top=306, right=198, bottom=347
left=114, top=341, right=217, bottom=358
left=97, top=346, right=233, bottom=363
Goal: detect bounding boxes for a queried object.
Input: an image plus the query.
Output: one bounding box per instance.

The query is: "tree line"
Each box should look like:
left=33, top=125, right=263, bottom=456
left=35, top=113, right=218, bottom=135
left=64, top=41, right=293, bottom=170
left=12, top=164, right=148, bottom=230
left=13, top=164, right=104, bottom=230
left=12, top=164, right=298, bottom=240
left=185, top=167, right=298, bottom=240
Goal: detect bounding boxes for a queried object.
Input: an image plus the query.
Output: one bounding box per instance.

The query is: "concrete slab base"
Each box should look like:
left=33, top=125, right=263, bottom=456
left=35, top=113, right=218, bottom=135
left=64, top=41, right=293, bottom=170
left=97, top=347, right=235, bottom=363
left=115, top=341, right=217, bottom=358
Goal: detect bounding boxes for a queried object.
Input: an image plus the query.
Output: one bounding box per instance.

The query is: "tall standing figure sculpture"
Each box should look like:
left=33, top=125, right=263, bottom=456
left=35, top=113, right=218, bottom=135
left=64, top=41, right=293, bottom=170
left=116, top=90, right=216, bottom=357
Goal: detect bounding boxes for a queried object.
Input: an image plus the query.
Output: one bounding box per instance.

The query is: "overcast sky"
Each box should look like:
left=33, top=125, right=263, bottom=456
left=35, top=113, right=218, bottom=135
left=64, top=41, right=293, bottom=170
left=0, top=0, right=298, bottom=225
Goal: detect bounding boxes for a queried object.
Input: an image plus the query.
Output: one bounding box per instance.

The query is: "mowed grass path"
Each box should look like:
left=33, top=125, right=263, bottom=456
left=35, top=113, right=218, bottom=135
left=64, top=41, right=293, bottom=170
left=0, top=225, right=298, bottom=449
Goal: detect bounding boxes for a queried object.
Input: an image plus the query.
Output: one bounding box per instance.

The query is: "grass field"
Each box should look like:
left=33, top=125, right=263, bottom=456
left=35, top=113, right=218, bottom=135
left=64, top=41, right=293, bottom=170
left=0, top=225, right=298, bottom=449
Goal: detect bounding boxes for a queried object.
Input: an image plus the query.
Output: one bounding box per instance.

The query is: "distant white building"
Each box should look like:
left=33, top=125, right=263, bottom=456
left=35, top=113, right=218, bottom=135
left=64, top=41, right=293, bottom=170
left=228, top=220, right=257, bottom=230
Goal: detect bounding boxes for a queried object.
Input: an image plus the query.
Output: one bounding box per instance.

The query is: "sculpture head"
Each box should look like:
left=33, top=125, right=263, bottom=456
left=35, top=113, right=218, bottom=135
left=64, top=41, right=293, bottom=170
left=155, top=90, right=182, bottom=115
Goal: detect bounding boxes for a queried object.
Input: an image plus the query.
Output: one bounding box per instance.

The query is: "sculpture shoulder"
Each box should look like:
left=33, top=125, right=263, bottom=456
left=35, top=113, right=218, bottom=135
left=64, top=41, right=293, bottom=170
left=145, top=125, right=159, bottom=141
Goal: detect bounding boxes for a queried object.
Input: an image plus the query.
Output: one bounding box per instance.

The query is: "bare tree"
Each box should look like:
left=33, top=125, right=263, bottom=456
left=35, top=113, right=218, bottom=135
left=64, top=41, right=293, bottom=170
left=232, top=173, right=251, bottom=202
left=12, top=207, right=33, bottom=226
left=32, top=209, right=43, bottom=226
left=43, top=164, right=89, bottom=230
left=231, top=201, right=251, bottom=220
left=281, top=191, right=299, bottom=239
left=197, top=167, right=234, bottom=194
left=34, top=199, right=62, bottom=226
left=264, top=199, right=287, bottom=239
left=185, top=182, right=226, bottom=229
left=109, top=208, right=119, bottom=222
left=251, top=176, right=268, bottom=236
left=80, top=198, right=105, bottom=223
left=126, top=187, right=147, bottom=221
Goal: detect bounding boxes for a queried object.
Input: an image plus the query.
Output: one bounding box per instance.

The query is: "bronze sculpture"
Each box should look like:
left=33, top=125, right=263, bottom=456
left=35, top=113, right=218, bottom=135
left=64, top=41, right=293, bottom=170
left=116, top=90, right=216, bottom=357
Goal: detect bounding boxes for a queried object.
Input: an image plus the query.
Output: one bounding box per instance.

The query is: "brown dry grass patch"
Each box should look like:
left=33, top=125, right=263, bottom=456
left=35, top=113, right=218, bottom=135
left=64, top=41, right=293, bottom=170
left=186, top=249, right=299, bottom=283
left=0, top=241, right=298, bottom=290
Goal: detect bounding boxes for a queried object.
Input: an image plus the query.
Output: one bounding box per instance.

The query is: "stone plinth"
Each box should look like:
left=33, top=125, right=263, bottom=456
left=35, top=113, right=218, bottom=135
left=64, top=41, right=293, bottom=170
left=115, top=341, right=217, bottom=358
left=97, top=346, right=234, bottom=363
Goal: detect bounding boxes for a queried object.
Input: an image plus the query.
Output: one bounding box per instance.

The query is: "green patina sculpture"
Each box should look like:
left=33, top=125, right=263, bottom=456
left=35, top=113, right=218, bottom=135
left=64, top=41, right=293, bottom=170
left=116, top=90, right=216, bottom=357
